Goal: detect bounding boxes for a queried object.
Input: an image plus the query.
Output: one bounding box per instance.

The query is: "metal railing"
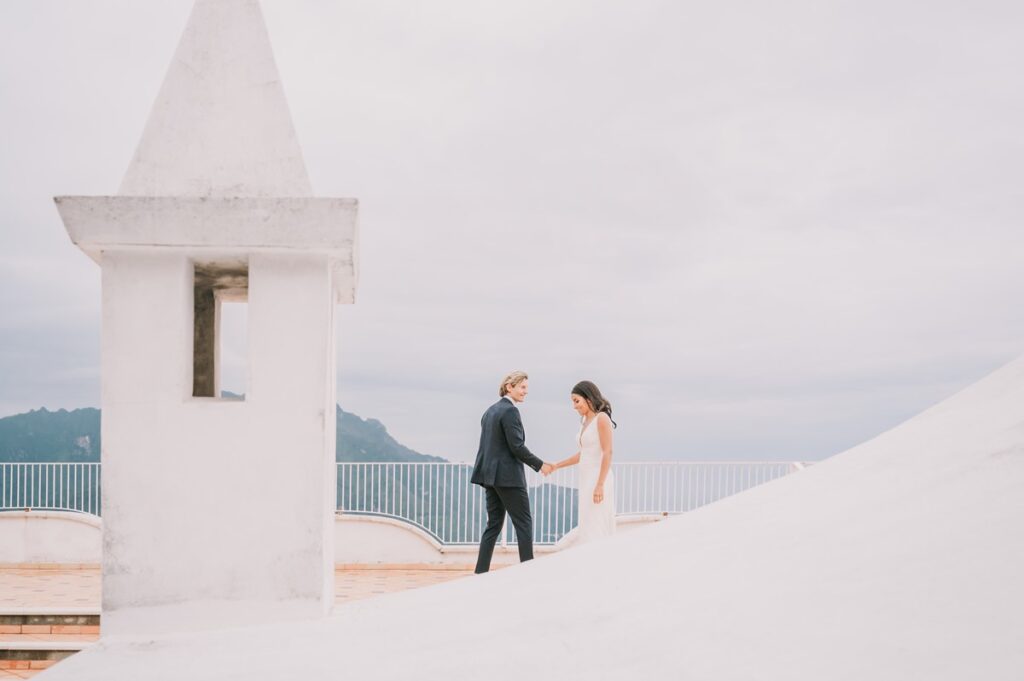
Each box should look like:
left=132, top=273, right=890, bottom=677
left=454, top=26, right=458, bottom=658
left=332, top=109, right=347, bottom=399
left=0, top=462, right=101, bottom=516
left=0, top=461, right=807, bottom=546
left=336, top=461, right=806, bottom=545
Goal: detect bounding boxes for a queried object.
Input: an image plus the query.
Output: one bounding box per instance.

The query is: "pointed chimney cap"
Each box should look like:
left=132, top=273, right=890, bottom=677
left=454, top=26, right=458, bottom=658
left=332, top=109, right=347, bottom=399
left=118, top=0, right=313, bottom=198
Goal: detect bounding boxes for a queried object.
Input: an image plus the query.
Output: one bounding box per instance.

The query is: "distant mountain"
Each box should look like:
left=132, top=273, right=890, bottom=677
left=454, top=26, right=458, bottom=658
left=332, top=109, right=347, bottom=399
left=335, top=406, right=444, bottom=462
left=0, top=407, right=101, bottom=462
left=0, top=404, right=444, bottom=463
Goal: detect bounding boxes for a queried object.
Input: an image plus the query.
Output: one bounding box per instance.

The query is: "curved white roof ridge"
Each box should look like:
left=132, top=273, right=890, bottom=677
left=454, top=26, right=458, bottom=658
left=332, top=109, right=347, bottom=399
left=43, top=352, right=1024, bottom=679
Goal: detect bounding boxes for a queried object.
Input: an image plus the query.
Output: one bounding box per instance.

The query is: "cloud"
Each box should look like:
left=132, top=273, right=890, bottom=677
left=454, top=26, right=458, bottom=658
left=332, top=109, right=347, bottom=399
left=1, top=0, right=1022, bottom=464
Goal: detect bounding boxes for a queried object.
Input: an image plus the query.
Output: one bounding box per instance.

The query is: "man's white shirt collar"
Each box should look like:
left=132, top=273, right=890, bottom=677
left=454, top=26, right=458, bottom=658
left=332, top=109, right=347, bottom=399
left=504, top=395, right=519, bottom=408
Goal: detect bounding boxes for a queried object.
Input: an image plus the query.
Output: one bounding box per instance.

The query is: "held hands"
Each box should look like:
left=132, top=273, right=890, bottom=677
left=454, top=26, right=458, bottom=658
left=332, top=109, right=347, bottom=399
left=593, top=484, right=604, bottom=504
left=540, top=462, right=555, bottom=476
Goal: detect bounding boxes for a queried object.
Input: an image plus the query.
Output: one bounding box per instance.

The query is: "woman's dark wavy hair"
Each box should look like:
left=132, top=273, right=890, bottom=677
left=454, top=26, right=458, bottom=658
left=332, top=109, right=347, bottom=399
left=572, top=380, right=616, bottom=428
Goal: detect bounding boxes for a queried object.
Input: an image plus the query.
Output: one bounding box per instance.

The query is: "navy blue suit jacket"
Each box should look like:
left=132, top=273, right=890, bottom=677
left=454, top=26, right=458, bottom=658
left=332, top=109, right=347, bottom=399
left=470, top=398, right=544, bottom=488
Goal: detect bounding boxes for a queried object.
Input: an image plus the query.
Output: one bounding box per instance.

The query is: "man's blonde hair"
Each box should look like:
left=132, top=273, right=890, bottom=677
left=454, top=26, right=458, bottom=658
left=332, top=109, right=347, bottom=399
left=499, top=371, right=529, bottom=397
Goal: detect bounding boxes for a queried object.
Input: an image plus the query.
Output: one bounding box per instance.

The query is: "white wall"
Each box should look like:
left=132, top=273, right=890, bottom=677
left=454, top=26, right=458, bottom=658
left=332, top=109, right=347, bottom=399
left=99, top=250, right=337, bottom=634
left=334, top=514, right=667, bottom=565
left=0, top=512, right=666, bottom=567
left=0, top=511, right=101, bottom=564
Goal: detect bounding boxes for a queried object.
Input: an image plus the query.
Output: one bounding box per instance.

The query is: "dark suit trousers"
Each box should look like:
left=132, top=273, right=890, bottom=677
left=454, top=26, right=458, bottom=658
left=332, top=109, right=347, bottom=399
left=475, top=485, right=534, bottom=574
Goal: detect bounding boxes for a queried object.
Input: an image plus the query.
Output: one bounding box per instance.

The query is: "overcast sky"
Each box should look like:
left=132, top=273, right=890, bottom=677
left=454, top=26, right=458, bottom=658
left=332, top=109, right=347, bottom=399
left=1, top=0, right=1022, bottom=463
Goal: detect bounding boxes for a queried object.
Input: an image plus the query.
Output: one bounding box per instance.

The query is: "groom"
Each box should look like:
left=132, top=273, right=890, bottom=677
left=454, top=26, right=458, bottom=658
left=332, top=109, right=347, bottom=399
left=471, top=370, right=554, bottom=573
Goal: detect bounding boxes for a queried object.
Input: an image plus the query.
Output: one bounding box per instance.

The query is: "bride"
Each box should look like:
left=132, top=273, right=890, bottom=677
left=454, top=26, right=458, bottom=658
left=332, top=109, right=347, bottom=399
left=551, top=381, right=617, bottom=544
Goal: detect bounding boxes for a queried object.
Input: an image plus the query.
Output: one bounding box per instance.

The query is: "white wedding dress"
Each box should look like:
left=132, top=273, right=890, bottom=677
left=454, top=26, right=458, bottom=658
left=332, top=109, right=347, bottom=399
left=575, top=416, right=616, bottom=544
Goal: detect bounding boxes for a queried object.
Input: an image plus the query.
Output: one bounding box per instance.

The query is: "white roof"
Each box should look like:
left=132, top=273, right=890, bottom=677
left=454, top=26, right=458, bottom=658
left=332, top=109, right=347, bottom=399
left=43, top=353, right=1024, bottom=678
